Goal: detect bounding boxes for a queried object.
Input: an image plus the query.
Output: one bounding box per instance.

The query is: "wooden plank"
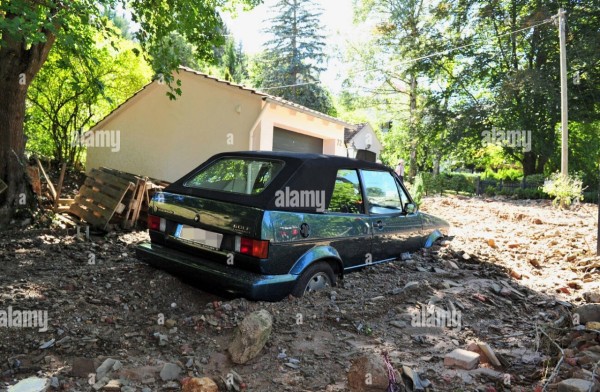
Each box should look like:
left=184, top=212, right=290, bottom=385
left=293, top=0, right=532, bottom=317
left=53, top=163, right=67, bottom=211
left=123, top=179, right=147, bottom=229
left=100, top=167, right=141, bottom=182
left=74, top=195, right=113, bottom=221
left=69, top=203, right=105, bottom=227
left=36, top=157, right=57, bottom=200
left=84, top=177, right=124, bottom=200
left=79, top=186, right=123, bottom=212
left=89, top=168, right=132, bottom=190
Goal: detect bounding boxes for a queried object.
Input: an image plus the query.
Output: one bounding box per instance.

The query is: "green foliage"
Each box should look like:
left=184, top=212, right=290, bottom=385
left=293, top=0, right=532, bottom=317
left=484, top=186, right=497, bottom=197
left=329, top=182, right=363, bottom=213
left=542, top=173, right=585, bottom=209
left=25, top=27, right=152, bottom=165
left=417, top=172, right=477, bottom=196
left=346, top=0, right=600, bottom=189
left=253, top=0, right=337, bottom=115
left=411, top=173, right=425, bottom=206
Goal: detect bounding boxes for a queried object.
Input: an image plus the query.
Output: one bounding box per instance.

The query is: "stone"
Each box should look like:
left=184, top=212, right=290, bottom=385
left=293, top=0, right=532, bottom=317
left=96, top=358, right=117, bottom=380
left=557, top=378, right=597, bottom=392
left=165, top=319, right=177, bottom=328
left=7, top=377, right=50, bottom=392
left=72, top=357, right=97, bottom=378
left=182, top=377, right=219, bottom=392
left=228, top=309, right=273, bottom=364
left=575, top=304, right=600, bottom=324
left=583, top=291, right=600, bottom=303
left=585, top=321, right=600, bottom=330
left=347, top=354, right=389, bottom=392
left=444, top=349, right=480, bottom=370
left=102, top=379, right=121, bottom=391
left=477, top=343, right=501, bottom=367
left=159, top=363, right=181, bottom=381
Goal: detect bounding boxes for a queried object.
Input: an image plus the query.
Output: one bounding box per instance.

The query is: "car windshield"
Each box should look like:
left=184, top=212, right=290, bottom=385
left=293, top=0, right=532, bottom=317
left=184, top=157, right=284, bottom=195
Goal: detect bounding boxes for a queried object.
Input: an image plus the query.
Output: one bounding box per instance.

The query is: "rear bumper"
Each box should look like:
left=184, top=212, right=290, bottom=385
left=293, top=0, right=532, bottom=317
left=135, top=242, right=297, bottom=301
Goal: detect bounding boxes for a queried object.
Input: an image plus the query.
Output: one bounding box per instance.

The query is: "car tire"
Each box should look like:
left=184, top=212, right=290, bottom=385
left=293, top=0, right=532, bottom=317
left=291, top=261, right=336, bottom=297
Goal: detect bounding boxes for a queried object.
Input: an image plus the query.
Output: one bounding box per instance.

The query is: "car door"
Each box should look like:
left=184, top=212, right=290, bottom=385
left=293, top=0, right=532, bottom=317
left=360, top=169, right=423, bottom=262
left=325, top=169, right=372, bottom=269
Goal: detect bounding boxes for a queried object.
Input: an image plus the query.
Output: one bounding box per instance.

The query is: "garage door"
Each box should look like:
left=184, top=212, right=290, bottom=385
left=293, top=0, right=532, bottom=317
left=272, top=127, right=323, bottom=154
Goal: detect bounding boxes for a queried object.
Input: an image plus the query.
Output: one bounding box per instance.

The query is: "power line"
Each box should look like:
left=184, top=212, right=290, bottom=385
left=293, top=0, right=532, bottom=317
left=349, top=17, right=555, bottom=75
left=260, top=81, right=320, bottom=91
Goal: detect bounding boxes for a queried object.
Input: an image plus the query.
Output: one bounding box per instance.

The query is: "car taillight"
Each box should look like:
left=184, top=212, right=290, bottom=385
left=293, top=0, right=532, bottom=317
left=148, top=215, right=166, bottom=231
left=235, top=236, right=269, bottom=258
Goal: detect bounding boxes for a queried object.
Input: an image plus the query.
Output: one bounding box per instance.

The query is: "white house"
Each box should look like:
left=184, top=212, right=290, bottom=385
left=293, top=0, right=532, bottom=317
left=86, top=67, right=382, bottom=181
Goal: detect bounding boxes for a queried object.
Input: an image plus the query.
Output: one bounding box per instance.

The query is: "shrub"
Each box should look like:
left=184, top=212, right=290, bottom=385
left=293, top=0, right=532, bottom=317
left=484, top=185, right=496, bottom=196
left=542, top=173, right=585, bottom=209
left=412, top=173, right=425, bottom=206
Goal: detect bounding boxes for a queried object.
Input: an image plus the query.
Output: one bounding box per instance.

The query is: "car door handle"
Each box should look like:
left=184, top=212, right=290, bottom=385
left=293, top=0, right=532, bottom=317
left=374, top=220, right=384, bottom=229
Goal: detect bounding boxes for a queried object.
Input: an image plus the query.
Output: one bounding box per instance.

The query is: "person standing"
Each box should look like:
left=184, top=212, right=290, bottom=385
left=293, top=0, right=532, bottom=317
left=395, top=159, right=405, bottom=182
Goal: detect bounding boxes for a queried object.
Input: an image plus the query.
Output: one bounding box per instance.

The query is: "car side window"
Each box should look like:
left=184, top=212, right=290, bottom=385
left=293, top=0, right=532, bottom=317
left=397, top=181, right=411, bottom=206
left=328, top=169, right=364, bottom=214
left=361, top=170, right=403, bottom=214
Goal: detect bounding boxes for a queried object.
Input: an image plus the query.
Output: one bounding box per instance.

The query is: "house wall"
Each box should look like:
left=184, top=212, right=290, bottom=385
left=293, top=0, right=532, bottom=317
left=253, top=102, right=346, bottom=156
left=86, top=72, right=263, bottom=182
left=87, top=70, right=349, bottom=182
left=351, top=124, right=383, bottom=157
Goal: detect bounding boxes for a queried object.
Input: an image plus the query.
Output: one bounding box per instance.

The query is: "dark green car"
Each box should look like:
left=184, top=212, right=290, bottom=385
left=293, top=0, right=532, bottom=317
left=136, top=151, right=449, bottom=301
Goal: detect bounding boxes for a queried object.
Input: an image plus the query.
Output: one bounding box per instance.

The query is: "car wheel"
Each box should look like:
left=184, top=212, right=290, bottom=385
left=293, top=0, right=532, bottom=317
left=291, top=261, right=336, bottom=297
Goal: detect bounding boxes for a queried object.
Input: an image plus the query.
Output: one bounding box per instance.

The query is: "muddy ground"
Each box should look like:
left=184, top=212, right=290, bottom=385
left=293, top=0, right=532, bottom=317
left=0, top=195, right=599, bottom=391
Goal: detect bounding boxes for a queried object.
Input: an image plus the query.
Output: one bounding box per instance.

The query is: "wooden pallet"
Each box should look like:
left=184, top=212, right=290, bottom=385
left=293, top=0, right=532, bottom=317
left=68, top=169, right=135, bottom=230
left=98, top=167, right=170, bottom=229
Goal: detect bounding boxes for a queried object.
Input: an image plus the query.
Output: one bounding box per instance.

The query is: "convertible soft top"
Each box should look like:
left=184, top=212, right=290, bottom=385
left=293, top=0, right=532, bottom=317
left=166, top=151, right=392, bottom=212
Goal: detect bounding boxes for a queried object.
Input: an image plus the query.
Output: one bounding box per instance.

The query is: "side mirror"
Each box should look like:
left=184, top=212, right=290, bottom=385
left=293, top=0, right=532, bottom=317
left=404, top=203, right=417, bottom=214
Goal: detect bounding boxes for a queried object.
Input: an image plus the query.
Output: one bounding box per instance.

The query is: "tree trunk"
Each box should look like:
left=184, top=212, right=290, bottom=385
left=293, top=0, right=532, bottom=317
left=0, top=73, right=29, bottom=226
left=0, top=34, right=55, bottom=226
left=408, top=74, right=418, bottom=179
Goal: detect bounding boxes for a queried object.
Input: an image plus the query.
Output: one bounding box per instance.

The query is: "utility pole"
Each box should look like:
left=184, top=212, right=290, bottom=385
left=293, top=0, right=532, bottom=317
left=558, top=8, right=568, bottom=176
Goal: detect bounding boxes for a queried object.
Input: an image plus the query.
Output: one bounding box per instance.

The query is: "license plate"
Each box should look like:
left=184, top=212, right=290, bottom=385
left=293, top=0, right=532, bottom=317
left=175, top=225, right=223, bottom=250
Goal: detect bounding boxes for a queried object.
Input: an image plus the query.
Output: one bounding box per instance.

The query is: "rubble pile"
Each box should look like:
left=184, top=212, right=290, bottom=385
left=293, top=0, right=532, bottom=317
left=0, top=195, right=598, bottom=391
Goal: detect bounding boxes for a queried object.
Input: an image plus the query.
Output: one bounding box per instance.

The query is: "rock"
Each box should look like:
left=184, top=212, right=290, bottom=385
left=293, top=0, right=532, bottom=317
left=228, top=309, right=273, bottom=364
left=118, top=365, right=161, bottom=382
left=585, top=321, right=600, bottom=330
left=182, top=377, right=219, bottom=392
left=583, top=291, right=600, bottom=303
left=159, top=363, right=181, bottom=381
left=477, top=343, right=501, bottom=367
left=557, top=378, right=597, bottom=392
left=102, top=379, right=121, bottom=391
left=96, top=358, right=117, bottom=380
left=347, top=354, right=389, bottom=392
left=72, top=357, right=97, bottom=378
left=444, top=349, right=480, bottom=370
left=574, top=304, right=600, bottom=324
left=8, top=377, right=50, bottom=392
left=165, top=319, right=177, bottom=328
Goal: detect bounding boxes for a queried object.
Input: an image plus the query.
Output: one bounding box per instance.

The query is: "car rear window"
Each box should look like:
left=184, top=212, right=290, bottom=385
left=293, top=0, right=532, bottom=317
left=184, top=157, right=284, bottom=195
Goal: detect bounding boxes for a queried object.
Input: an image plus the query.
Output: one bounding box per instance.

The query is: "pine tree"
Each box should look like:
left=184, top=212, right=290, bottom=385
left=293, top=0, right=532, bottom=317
left=260, top=0, right=336, bottom=115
